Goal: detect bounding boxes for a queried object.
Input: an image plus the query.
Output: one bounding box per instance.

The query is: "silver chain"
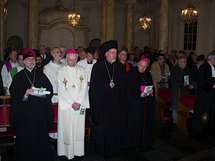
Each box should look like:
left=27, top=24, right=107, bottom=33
left=104, top=61, right=114, bottom=81
left=23, top=69, right=36, bottom=87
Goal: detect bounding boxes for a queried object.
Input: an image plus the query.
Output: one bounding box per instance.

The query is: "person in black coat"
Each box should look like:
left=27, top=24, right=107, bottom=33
left=38, top=45, right=53, bottom=66
left=89, top=40, right=127, bottom=157
left=0, top=72, right=5, bottom=105
left=170, top=55, right=194, bottom=124
left=191, top=51, right=215, bottom=138
left=126, top=57, right=155, bottom=151
left=9, top=48, right=55, bottom=161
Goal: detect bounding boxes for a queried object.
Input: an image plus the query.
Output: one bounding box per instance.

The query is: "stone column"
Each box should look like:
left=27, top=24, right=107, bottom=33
left=105, top=0, right=115, bottom=40
left=100, top=0, right=115, bottom=42
left=125, top=0, right=135, bottom=51
left=27, top=0, right=39, bottom=49
left=0, top=5, right=6, bottom=60
left=100, top=0, right=107, bottom=43
left=158, top=0, right=169, bottom=50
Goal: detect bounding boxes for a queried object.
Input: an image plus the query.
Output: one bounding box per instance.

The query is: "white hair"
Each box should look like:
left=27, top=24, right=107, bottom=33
left=66, top=53, right=79, bottom=59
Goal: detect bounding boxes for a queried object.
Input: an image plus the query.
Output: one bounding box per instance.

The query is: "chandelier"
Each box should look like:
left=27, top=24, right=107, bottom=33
left=181, top=0, right=198, bottom=24
left=139, top=0, right=151, bottom=30
left=68, top=0, right=80, bottom=26
left=139, top=16, right=151, bottom=30
left=0, top=0, right=7, bottom=16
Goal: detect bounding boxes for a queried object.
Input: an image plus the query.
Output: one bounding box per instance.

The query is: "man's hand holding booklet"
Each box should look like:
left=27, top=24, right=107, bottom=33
left=140, top=85, right=153, bottom=96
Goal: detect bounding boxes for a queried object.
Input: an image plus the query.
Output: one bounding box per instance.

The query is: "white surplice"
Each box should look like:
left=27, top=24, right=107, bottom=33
left=57, top=65, right=89, bottom=160
left=77, top=58, right=96, bottom=83
left=44, top=61, right=64, bottom=103
left=1, top=61, right=18, bottom=88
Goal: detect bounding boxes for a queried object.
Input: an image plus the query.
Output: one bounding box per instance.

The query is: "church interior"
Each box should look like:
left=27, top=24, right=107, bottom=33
left=1, top=0, right=215, bottom=161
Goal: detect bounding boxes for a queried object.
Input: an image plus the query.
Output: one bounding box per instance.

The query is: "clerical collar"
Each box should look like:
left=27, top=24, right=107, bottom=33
left=41, top=54, right=46, bottom=59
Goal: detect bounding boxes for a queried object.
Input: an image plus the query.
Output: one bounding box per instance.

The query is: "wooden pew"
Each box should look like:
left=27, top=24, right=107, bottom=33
left=156, top=82, right=172, bottom=121
left=0, top=95, right=15, bottom=148
left=177, top=88, right=196, bottom=134
left=0, top=95, right=59, bottom=138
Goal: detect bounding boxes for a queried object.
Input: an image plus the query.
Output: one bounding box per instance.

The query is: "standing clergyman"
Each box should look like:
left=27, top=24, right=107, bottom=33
left=57, top=49, right=89, bottom=160
left=89, top=40, right=127, bottom=157
left=9, top=48, right=54, bottom=161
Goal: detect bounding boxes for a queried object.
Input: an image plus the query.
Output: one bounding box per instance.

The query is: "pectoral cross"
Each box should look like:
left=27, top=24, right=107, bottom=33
left=109, top=80, right=115, bottom=88
left=79, top=75, right=84, bottom=83
left=63, top=78, right=68, bottom=88
left=202, top=112, right=209, bottom=123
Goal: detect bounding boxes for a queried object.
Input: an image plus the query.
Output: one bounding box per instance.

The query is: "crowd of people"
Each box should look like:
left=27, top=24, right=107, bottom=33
left=0, top=41, right=215, bottom=161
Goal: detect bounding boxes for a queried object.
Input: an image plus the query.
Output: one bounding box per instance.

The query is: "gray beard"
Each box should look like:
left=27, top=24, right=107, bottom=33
left=26, top=65, right=35, bottom=71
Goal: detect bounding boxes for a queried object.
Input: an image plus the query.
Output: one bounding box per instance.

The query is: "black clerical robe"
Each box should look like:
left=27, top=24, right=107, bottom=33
left=126, top=67, right=155, bottom=150
left=89, top=61, right=126, bottom=157
left=9, top=68, right=54, bottom=161
left=0, top=73, right=5, bottom=104
left=191, top=62, right=215, bottom=137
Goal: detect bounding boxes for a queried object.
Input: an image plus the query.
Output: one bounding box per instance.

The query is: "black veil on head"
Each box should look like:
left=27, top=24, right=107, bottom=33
left=98, top=40, right=118, bottom=61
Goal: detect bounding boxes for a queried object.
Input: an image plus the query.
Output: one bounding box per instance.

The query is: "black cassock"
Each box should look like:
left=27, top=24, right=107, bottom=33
left=89, top=61, right=126, bottom=157
left=126, top=67, right=155, bottom=150
left=191, top=62, right=215, bottom=137
left=9, top=68, right=54, bottom=161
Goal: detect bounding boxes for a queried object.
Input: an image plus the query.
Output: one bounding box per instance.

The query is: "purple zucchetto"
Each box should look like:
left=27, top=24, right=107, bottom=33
left=139, top=56, right=150, bottom=64
left=67, top=49, right=78, bottom=55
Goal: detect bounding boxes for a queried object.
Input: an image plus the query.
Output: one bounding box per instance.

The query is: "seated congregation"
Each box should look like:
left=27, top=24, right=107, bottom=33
left=155, top=51, right=215, bottom=139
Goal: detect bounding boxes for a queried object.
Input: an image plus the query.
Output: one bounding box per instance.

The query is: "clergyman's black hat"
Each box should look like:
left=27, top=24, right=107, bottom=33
left=100, top=40, right=118, bottom=56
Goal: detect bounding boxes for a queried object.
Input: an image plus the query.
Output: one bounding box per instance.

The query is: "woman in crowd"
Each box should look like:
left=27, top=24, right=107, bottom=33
left=118, top=49, right=133, bottom=73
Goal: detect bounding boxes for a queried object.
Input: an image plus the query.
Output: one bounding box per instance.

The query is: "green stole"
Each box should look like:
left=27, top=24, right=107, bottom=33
left=10, top=67, right=18, bottom=80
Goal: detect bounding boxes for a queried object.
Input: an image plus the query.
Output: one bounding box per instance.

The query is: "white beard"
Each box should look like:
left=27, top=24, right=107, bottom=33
left=109, top=59, right=116, bottom=64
